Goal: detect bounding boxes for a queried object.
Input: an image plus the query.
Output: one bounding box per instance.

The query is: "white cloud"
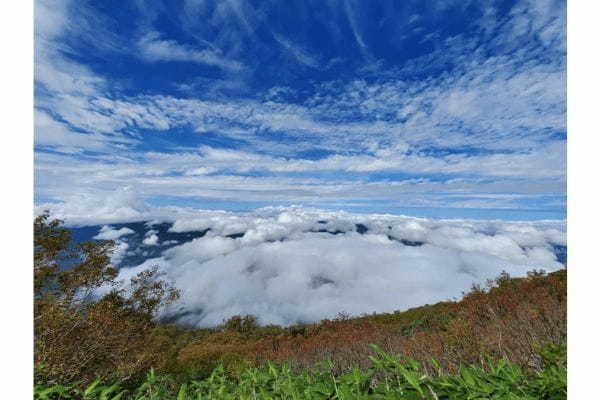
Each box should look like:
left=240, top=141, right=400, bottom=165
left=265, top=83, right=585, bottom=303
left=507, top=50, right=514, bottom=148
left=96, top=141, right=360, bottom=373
left=35, top=0, right=107, bottom=97
left=183, top=167, right=217, bottom=176
left=107, top=206, right=565, bottom=327
left=273, top=33, right=320, bottom=69
left=37, top=186, right=154, bottom=226
left=163, top=236, right=238, bottom=264
left=34, top=153, right=564, bottom=218
left=138, top=31, right=244, bottom=71
left=94, top=225, right=135, bottom=240
left=342, top=0, right=372, bottom=60
left=111, top=242, right=130, bottom=265
left=143, top=233, right=160, bottom=246
left=34, top=110, right=138, bottom=153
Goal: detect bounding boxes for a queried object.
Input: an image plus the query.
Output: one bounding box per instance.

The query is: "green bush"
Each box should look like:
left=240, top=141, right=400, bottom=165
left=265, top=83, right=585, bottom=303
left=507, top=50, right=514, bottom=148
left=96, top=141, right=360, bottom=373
left=34, top=344, right=566, bottom=399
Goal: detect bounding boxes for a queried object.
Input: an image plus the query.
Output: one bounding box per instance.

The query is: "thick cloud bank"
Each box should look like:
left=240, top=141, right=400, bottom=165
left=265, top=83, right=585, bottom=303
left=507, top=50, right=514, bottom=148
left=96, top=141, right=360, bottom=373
left=101, top=206, right=565, bottom=327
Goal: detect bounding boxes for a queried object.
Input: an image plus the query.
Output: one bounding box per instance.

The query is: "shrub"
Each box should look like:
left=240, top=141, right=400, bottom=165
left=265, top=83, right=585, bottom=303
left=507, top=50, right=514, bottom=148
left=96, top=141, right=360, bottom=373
left=251, top=269, right=566, bottom=374
left=34, top=213, right=180, bottom=385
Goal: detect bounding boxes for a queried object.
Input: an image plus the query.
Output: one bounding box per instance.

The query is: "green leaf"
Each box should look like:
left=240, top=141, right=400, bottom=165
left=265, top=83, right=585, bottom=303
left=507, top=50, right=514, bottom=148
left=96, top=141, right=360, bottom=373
left=461, top=368, right=477, bottom=387
left=177, top=383, right=188, bottom=400
left=84, top=380, right=102, bottom=397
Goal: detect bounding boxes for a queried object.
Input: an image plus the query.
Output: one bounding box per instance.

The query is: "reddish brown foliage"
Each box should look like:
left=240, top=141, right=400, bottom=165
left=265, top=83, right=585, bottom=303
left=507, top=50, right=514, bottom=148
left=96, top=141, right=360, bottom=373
left=247, top=269, right=566, bottom=374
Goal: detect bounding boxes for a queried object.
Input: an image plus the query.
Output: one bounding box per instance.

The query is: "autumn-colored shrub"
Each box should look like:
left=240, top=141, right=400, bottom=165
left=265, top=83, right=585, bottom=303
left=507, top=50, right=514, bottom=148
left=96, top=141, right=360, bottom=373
left=34, top=213, right=181, bottom=385
left=177, top=330, right=254, bottom=377
left=453, top=268, right=567, bottom=369
left=250, top=269, right=566, bottom=375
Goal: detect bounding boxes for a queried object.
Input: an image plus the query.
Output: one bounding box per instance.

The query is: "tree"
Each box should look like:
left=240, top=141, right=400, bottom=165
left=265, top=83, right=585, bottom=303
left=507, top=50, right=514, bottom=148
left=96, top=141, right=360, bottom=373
left=34, top=212, right=180, bottom=384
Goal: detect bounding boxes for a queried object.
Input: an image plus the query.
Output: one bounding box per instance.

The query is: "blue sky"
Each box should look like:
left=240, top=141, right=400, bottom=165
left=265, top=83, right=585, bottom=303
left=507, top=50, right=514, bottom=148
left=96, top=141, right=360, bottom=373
left=34, top=0, right=566, bottom=220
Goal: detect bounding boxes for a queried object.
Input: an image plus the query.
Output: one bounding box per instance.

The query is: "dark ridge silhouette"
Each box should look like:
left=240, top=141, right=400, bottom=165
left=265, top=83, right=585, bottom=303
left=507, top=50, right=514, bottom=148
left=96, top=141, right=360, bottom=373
left=310, top=275, right=336, bottom=289
left=355, top=223, right=369, bottom=234
left=386, top=235, right=424, bottom=247
left=226, top=232, right=246, bottom=239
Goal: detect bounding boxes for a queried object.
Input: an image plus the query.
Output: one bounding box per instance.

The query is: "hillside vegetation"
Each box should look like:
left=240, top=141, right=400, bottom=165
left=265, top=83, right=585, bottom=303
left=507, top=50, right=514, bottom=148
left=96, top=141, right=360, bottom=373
left=34, top=214, right=566, bottom=398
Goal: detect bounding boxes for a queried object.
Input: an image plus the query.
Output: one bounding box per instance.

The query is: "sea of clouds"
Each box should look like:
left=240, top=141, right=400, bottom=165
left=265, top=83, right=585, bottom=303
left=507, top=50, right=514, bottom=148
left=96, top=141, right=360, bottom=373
left=81, top=205, right=566, bottom=328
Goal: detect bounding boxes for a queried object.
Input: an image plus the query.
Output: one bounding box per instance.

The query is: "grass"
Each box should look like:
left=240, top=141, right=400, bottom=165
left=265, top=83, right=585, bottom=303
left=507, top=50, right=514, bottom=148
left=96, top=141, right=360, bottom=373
left=35, top=343, right=566, bottom=400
